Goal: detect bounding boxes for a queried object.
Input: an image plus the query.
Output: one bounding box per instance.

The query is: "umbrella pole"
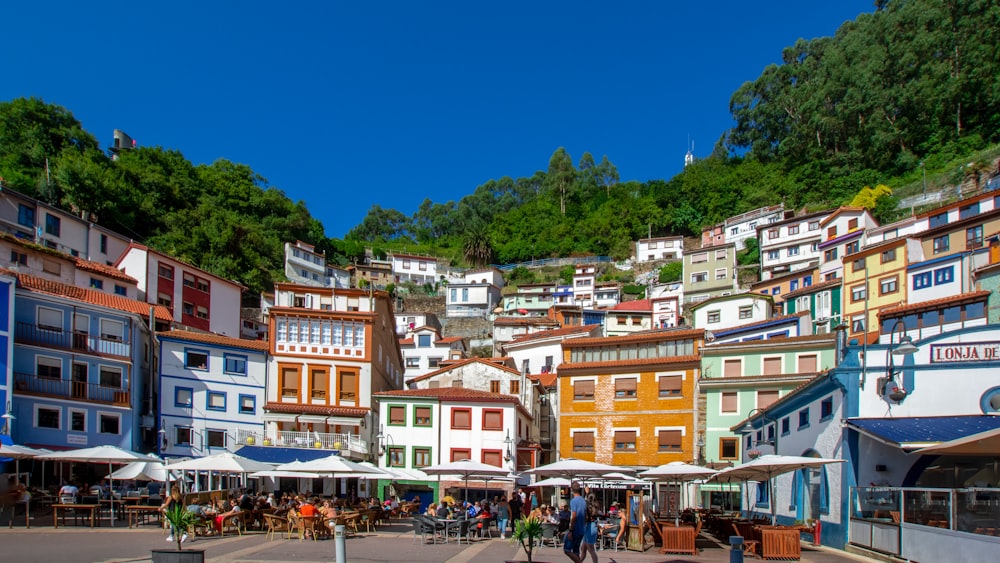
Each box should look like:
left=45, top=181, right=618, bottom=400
left=109, top=462, right=115, bottom=527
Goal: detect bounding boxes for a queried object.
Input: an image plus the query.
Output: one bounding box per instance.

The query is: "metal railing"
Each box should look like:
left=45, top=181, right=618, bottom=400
left=13, top=371, right=130, bottom=406
left=493, top=256, right=612, bottom=272
left=235, top=429, right=369, bottom=455
left=15, top=322, right=131, bottom=358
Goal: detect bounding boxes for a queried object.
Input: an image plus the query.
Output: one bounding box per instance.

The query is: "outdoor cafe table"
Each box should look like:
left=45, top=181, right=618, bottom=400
left=126, top=505, right=163, bottom=528
left=53, top=503, right=100, bottom=528
left=659, top=522, right=698, bottom=555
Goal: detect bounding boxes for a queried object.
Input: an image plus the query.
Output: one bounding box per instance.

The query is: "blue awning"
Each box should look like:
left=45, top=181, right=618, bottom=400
left=233, top=445, right=338, bottom=465
left=847, top=415, right=1000, bottom=450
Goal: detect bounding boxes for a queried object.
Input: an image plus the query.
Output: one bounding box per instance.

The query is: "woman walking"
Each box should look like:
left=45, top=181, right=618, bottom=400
left=496, top=497, right=511, bottom=539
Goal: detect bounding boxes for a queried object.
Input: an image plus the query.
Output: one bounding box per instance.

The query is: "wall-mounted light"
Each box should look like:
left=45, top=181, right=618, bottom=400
left=504, top=429, right=514, bottom=462
left=1, top=401, right=15, bottom=435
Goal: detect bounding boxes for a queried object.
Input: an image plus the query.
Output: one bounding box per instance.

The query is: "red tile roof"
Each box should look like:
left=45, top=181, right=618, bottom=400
left=878, top=290, right=990, bottom=318
left=704, top=333, right=835, bottom=350
left=4, top=267, right=174, bottom=323
left=73, top=258, right=137, bottom=283
left=558, top=354, right=701, bottom=372
left=407, top=358, right=522, bottom=383
left=509, top=325, right=598, bottom=344
left=374, top=387, right=520, bottom=404
left=494, top=317, right=561, bottom=326
left=530, top=372, right=558, bottom=387
left=610, top=299, right=652, bottom=312
left=264, top=403, right=369, bottom=417
left=157, top=329, right=269, bottom=351
left=565, top=328, right=704, bottom=348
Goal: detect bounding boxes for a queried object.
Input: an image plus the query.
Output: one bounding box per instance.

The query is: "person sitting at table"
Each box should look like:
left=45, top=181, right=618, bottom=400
left=213, top=498, right=241, bottom=533
left=474, top=504, right=492, bottom=536
left=436, top=501, right=451, bottom=519
left=58, top=481, right=79, bottom=503
left=320, top=500, right=337, bottom=527
left=146, top=481, right=161, bottom=498
left=528, top=503, right=544, bottom=521
left=425, top=502, right=438, bottom=517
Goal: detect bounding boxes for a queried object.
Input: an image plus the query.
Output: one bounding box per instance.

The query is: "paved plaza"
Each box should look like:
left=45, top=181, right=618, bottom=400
left=0, top=518, right=884, bottom=563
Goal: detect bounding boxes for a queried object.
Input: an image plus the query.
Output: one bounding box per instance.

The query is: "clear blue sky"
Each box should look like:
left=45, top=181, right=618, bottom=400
left=3, top=1, right=871, bottom=239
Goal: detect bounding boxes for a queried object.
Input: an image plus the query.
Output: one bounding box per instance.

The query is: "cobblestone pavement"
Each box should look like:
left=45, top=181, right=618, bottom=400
left=0, top=519, right=884, bottom=563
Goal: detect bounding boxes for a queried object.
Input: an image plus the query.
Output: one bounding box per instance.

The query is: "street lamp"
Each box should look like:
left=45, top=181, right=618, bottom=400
left=696, top=435, right=706, bottom=465
left=741, top=407, right=778, bottom=457
left=878, top=319, right=918, bottom=402
left=504, top=430, right=515, bottom=463
left=375, top=426, right=394, bottom=464
left=1, top=401, right=14, bottom=435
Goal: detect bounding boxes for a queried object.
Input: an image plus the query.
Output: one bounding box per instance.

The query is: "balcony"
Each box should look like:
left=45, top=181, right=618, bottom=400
left=14, top=372, right=130, bottom=406
left=235, top=429, right=369, bottom=458
left=15, top=322, right=131, bottom=359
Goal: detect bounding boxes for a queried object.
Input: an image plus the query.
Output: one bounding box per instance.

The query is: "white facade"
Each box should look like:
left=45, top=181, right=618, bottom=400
left=391, top=254, right=438, bottom=285
left=649, top=282, right=684, bottom=329
left=394, top=312, right=441, bottom=336
left=759, top=211, right=831, bottom=281
left=816, top=208, right=879, bottom=281
left=866, top=216, right=918, bottom=245
left=725, top=205, right=787, bottom=250
left=573, top=265, right=596, bottom=308
left=605, top=304, right=653, bottom=337
left=913, top=190, right=1000, bottom=233
left=635, top=236, right=684, bottom=263
left=692, top=294, right=772, bottom=332
left=493, top=318, right=561, bottom=356
left=158, top=331, right=269, bottom=458
left=905, top=254, right=970, bottom=305
left=400, top=327, right=466, bottom=382
left=502, top=325, right=601, bottom=376
left=446, top=268, right=504, bottom=318
left=594, top=284, right=621, bottom=309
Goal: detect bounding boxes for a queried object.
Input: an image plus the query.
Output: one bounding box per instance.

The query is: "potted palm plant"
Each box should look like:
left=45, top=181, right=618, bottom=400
left=507, top=516, right=546, bottom=563
left=151, top=504, right=204, bottom=563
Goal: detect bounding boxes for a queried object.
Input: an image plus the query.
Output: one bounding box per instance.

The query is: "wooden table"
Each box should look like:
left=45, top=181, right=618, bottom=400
left=758, top=526, right=801, bottom=560
left=659, top=523, right=697, bottom=555
left=126, top=505, right=162, bottom=528
left=53, top=503, right=100, bottom=528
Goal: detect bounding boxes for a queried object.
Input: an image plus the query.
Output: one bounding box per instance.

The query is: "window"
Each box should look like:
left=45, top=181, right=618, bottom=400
left=157, top=292, right=172, bottom=308
left=414, top=406, right=431, bottom=426
left=196, top=278, right=209, bottom=292
left=413, top=447, right=431, bottom=467
left=69, top=409, right=86, bottom=432
left=846, top=240, right=860, bottom=255
left=721, top=392, right=738, bottom=414
left=451, top=408, right=471, bottom=429
left=482, top=409, right=503, bottom=430
left=707, top=310, right=720, bottom=323
left=280, top=366, right=299, bottom=398
left=99, top=367, right=122, bottom=388
left=450, top=448, right=471, bottom=462
left=114, top=285, right=127, bottom=296
left=781, top=417, right=790, bottom=435
left=797, top=354, right=818, bottom=373
left=852, top=259, right=865, bottom=272
left=615, top=430, right=637, bottom=450
left=510, top=380, right=520, bottom=395
left=337, top=369, right=357, bottom=401
left=928, top=212, right=948, bottom=229
left=720, top=438, right=739, bottom=460
left=715, top=268, right=728, bottom=280
left=461, top=288, right=468, bottom=301
left=175, top=387, right=193, bottom=407
left=798, top=408, right=810, bottom=429
left=715, top=249, right=728, bottom=260
left=934, top=266, right=954, bottom=285
left=767, top=250, right=779, bottom=260
left=933, top=235, right=950, bottom=254
left=158, top=264, right=174, bottom=280
left=185, top=350, right=208, bottom=370
left=310, top=367, right=328, bottom=400
left=881, top=248, right=896, bottom=263
left=790, top=280, right=799, bottom=292
left=768, top=229, right=779, bottom=240
left=482, top=450, right=503, bottom=467
left=206, top=430, right=226, bottom=448
left=99, top=413, right=120, bottom=435
left=959, top=203, right=980, bottom=220
left=723, top=359, right=742, bottom=377
left=238, top=394, right=255, bottom=415
left=658, top=375, right=682, bottom=397
left=808, top=221, right=820, bottom=231
left=820, top=397, right=834, bottom=420
left=691, top=272, right=707, bottom=283
left=573, top=431, right=595, bottom=451
left=45, top=214, right=61, bottom=236
left=17, top=204, right=34, bottom=228
left=851, top=285, right=867, bottom=302
left=880, top=276, right=898, bottom=295
left=574, top=380, right=594, bottom=400
left=183, top=273, right=196, bottom=288
left=388, top=447, right=405, bottom=467
left=787, top=246, right=800, bottom=257
left=851, top=315, right=865, bottom=333
left=222, top=354, right=247, bottom=375
left=37, top=356, right=61, bottom=379
left=175, top=427, right=192, bottom=446
left=490, top=380, right=500, bottom=393
left=757, top=390, right=779, bottom=409
left=739, top=305, right=753, bottom=319
left=37, top=406, right=60, bottom=429
left=207, top=392, right=226, bottom=411
left=614, top=378, right=637, bottom=398
left=788, top=225, right=799, bottom=235
left=196, top=306, right=208, bottom=320
left=762, top=357, right=781, bottom=375
left=823, top=248, right=838, bottom=261
left=417, top=334, right=431, bottom=347
left=691, top=252, right=708, bottom=263
left=10, top=250, right=26, bottom=266
left=405, top=357, right=419, bottom=367
left=658, top=429, right=682, bottom=452
left=911, top=272, right=931, bottom=290
left=182, top=302, right=194, bottom=316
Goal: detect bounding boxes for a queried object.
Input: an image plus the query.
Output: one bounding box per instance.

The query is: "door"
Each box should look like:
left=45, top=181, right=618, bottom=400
left=72, top=363, right=88, bottom=399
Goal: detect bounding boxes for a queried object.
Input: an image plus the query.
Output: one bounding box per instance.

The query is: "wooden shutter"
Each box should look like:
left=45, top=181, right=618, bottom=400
left=658, top=376, right=682, bottom=397
left=721, top=392, right=738, bottom=413
left=482, top=450, right=503, bottom=467
left=615, top=378, right=637, bottom=397
left=723, top=359, right=742, bottom=377
left=483, top=409, right=503, bottom=430
left=414, top=407, right=431, bottom=425
left=615, top=431, right=637, bottom=449
left=452, top=409, right=471, bottom=428
left=797, top=355, right=818, bottom=373
left=451, top=448, right=471, bottom=462
left=658, top=430, right=682, bottom=451
left=389, top=406, right=405, bottom=424
left=573, top=432, right=594, bottom=450
left=757, top=390, right=780, bottom=409
left=574, top=380, right=594, bottom=399
left=762, top=357, right=782, bottom=375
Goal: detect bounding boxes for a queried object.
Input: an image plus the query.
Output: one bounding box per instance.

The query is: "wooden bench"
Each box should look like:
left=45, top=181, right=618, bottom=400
left=126, top=505, right=162, bottom=528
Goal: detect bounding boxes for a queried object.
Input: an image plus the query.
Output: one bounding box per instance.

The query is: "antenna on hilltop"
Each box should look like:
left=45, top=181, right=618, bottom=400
left=684, top=136, right=695, bottom=167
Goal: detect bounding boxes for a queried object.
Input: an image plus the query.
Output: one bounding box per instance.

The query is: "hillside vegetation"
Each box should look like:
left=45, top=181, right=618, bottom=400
left=0, top=0, right=998, bottom=298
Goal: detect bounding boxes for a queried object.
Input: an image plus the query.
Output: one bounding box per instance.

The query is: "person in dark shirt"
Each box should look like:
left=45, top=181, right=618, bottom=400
left=436, top=500, right=450, bottom=518
left=509, top=493, right=523, bottom=523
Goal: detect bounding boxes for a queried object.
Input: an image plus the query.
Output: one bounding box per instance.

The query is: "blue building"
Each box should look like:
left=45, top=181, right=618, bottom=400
left=9, top=270, right=171, bottom=451
left=0, top=272, right=15, bottom=435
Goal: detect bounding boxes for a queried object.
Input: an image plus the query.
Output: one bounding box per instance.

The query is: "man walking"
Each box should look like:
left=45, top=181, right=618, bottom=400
left=563, top=482, right=586, bottom=563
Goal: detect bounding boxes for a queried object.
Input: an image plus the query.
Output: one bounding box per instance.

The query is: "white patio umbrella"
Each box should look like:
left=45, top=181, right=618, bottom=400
left=39, top=445, right=149, bottom=526
left=528, top=477, right=572, bottom=488
left=249, top=469, right=324, bottom=479
left=275, top=454, right=382, bottom=475
left=640, top=461, right=718, bottom=525
left=0, top=443, right=46, bottom=527
left=421, top=459, right=511, bottom=502
left=165, top=451, right=275, bottom=473
left=715, top=454, right=845, bottom=525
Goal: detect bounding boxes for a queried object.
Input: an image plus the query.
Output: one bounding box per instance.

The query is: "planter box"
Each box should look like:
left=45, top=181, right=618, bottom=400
left=151, top=549, right=205, bottom=563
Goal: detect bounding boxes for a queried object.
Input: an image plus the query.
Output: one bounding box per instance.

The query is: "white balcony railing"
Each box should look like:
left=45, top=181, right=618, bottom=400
left=235, top=429, right=369, bottom=456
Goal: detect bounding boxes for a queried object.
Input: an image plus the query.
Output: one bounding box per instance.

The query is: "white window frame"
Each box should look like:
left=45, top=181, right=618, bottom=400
left=68, top=407, right=87, bottom=433
left=38, top=306, right=63, bottom=331
left=35, top=404, right=61, bottom=430
left=97, top=411, right=122, bottom=435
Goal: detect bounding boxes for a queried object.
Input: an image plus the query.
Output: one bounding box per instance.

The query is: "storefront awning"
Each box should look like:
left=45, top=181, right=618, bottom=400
left=234, top=445, right=336, bottom=465
left=847, top=415, right=1000, bottom=451
left=263, top=413, right=298, bottom=422
left=298, top=415, right=328, bottom=424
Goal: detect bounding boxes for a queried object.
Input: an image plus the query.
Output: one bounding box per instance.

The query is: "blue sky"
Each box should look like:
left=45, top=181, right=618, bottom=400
left=3, top=1, right=871, bottom=239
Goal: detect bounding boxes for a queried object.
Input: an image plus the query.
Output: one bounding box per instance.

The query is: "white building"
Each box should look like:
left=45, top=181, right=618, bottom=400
left=905, top=253, right=972, bottom=306
left=157, top=330, right=269, bottom=458
left=634, top=236, right=685, bottom=263
left=391, top=253, right=439, bottom=285
left=399, top=326, right=466, bottom=382
left=500, top=324, right=601, bottom=378
left=649, top=282, right=684, bottom=329
left=284, top=240, right=350, bottom=288
left=492, top=317, right=561, bottom=356
left=605, top=299, right=653, bottom=337
left=446, top=268, right=504, bottom=318
left=724, top=205, right=787, bottom=250
left=593, top=283, right=621, bottom=309
left=690, top=293, right=773, bottom=333
left=758, top=210, right=831, bottom=281
left=816, top=207, right=879, bottom=281
left=394, top=312, right=441, bottom=336
left=573, top=265, right=597, bottom=308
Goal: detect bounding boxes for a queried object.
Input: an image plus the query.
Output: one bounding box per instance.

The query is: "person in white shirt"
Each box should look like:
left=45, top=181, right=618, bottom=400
left=58, top=482, right=79, bottom=502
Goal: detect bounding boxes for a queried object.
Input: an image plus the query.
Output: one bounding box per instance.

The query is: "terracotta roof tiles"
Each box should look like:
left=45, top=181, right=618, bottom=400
left=157, top=329, right=269, bottom=351
left=374, top=387, right=520, bottom=404
left=407, top=358, right=521, bottom=384
left=782, top=279, right=841, bottom=299
left=878, top=290, right=990, bottom=318
left=610, top=299, right=652, bottom=312
left=558, top=354, right=701, bottom=372
left=565, top=328, right=704, bottom=348
left=509, top=325, right=598, bottom=344
left=264, top=403, right=370, bottom=417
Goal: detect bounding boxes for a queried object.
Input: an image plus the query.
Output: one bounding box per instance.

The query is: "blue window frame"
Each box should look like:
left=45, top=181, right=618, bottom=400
left=746, top=435, right=752, bottom=449
left=45, top=214, right=61, bottom=236
left=913, top=272, right=932, bottom=290
left=185, top=349, right=209, bottom=370
left=223, top=354, right=248, bottom=375
left=781, top=417, right=790, bottom=436
left=90, top=278, right=104, bottom=289
left=803, top=275, right=812, bottom=287
left=207, top=391, right=226, bottom=411
left=798, top=408, right=810, bottom=429
left=114, top=285, right=127, bottom=296
left=238, top=394, right=255, bottom=415
left=17, top=204, right=34, bottom=228
left=820, top=397, right=834, bottom=420
left=755, top=480, right=770, bottom=508
left=790, top=280, right=799, bottom=292
left=934, top=266, right=954, bottom=285
left=174, top=387, right=193, bottom=407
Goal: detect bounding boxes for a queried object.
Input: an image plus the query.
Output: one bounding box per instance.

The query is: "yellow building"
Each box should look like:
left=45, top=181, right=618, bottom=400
left=558, top=329, right=704, bottom=468
left=840, top=238, right=916, bottom=341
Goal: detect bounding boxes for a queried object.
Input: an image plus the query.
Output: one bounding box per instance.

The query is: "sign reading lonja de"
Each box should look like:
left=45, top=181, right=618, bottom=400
left=930, top=342, right=1000, bottom=363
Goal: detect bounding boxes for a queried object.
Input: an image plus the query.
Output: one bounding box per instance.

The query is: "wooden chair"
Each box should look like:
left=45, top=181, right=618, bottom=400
left=262, top=513, right=288, bottom=541
left=358, top=509, right=375, bottom=533
left=341, top=512, right=360, bottom=536
left=732, top=523, right=759, bottom=559
left=219, top=512, right=244, bottom=537
left=288, top=514, right=308, bottom=541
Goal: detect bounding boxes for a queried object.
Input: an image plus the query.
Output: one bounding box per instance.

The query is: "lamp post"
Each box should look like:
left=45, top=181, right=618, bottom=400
left=879, top=319, right=918, bottom=402
left=741, top=407, right=778, bottom=457
left=696, top=435, right=706, bottom=465
left=504, top=429, right=515, bottom=465
left=375, top=426, right=394, bottom=466
left=1, top=400, right=14, bottom=435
